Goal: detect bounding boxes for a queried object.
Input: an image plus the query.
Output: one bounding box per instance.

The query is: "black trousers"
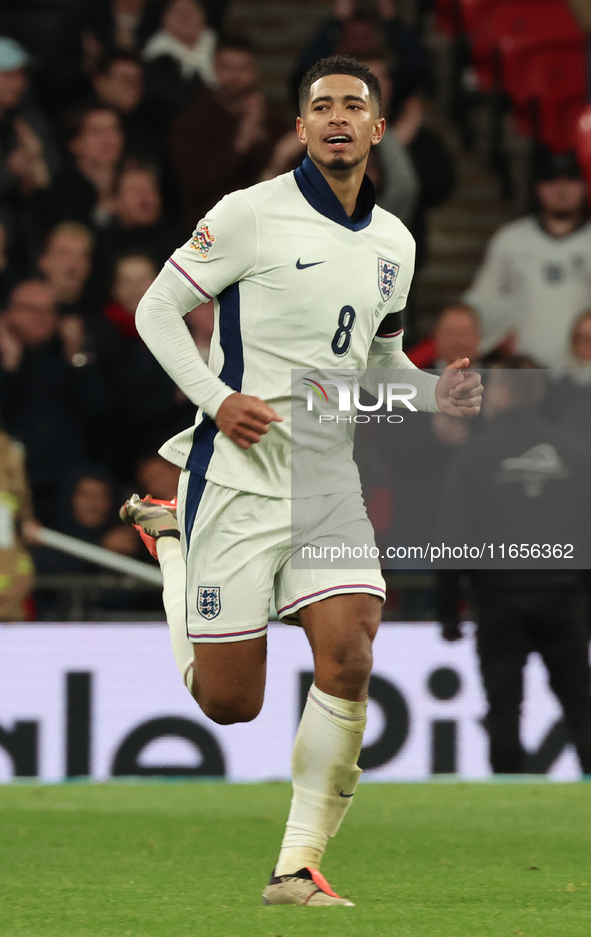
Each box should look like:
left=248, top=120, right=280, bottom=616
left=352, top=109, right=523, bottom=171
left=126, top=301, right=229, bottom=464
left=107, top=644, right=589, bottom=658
left=474, top=587, right=591, bottom=774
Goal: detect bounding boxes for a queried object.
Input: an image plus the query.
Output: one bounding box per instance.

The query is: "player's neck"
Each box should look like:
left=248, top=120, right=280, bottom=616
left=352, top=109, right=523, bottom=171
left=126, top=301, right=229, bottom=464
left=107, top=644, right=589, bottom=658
left=309, top=157, right=367, bottom=217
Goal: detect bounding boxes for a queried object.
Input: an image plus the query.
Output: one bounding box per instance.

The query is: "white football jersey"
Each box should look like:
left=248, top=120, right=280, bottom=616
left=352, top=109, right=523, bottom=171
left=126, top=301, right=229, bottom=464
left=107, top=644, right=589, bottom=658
left=160, top=156, right=420, bottom=497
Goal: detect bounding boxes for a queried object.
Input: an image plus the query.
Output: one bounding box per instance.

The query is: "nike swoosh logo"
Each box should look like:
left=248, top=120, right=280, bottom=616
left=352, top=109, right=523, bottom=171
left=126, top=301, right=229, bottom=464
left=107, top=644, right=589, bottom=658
left=339, top=791, right=354, bottom=798
left=296, top=259, right=326, bottom=269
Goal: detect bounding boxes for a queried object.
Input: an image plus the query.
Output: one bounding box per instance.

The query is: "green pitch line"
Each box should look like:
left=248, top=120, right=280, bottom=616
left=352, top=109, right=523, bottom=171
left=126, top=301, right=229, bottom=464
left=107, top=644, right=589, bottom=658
left=0, top=782, right=590, bottom=937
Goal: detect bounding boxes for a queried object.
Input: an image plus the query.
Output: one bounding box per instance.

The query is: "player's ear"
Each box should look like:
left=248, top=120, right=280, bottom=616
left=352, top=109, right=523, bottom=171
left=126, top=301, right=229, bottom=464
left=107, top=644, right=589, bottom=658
left=296, top=116, right=307, bottom=145
left=371, top=117, right=386, bottom=146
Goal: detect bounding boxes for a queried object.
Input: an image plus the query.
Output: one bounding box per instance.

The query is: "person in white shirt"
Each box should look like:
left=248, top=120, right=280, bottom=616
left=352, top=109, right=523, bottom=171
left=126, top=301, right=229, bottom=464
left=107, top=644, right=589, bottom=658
left=142, top=0, right=216, bottom=87
left=121, top=55, right=483, bottom=906
left=464, top=150, right=591, bottom=368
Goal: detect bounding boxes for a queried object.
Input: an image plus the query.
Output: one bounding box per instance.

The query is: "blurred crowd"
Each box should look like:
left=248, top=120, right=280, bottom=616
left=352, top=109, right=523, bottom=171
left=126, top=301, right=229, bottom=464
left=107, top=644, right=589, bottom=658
left=0, top=0, right=455, bottom=617
left=0, top=0, right=590, bottom=629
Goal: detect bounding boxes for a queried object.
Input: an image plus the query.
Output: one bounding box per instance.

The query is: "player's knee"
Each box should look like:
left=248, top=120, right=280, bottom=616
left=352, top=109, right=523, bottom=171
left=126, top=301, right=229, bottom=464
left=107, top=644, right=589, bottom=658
left=324, top=641, right=373, bottom=693
left=199, top=692, right=263, bottom=725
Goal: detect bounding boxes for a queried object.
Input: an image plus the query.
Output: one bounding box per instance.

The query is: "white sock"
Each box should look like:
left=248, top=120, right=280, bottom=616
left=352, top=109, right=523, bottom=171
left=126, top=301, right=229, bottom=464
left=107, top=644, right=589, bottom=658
left=275, top=683, right=367, bottom=876
left=156, top=536, right=194, bottom=693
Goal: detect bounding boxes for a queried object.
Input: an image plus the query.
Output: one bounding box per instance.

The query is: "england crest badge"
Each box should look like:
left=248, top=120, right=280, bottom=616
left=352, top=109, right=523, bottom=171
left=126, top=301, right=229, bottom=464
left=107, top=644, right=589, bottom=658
left=197, top=586, right=221, bottom=620
left=378, top=258, right=400, bottom=303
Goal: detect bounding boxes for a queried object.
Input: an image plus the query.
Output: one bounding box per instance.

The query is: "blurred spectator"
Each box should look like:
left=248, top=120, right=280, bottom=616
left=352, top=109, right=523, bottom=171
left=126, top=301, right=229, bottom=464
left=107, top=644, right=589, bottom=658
left=90, top=52, right=164, bottom=164
left=568, top=308, right=591, bottom=369
left=46, top=0, right=164, bottom=111
left=0, top=37, right=60, bottom=233
left=437, top=365, right=591, bottom=774
left=31, top=464, right=142, bottom=622
left=37, top=222, right=96, bottom=317
left=407, top=303, right=481, bottom=368
left=544, top=311, right=591, bottom=443
left=103, top=252, right=157, bottom=337
left=143, top=0, right=216, bottom=115
left=135, top=452, right=181, bottom=500
left=167, top=36, right=287, bottom=231
left=100, top=253, right=195, bottom=476
left=393, top=94, right=455, bottom=270
left=25, top=106, right=125, bottom=246
left=464, top=150, right=591, bottom=368
left=0, top=218, right=23, bottom=307
left=362, top=57, right=419, bottom=224
left=0, top=427, right=35, bottom=620
left=199, top=0, right=232, bottom=31
left=291, top=0, right=429, bottom=115
left=93, top=165, right=181, bottom=283
left=0, top=280, right=111, bottom=525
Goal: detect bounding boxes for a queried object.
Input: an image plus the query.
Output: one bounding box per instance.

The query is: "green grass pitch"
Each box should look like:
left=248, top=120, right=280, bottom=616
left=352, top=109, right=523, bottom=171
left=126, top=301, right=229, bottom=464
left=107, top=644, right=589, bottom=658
left=0, top=782, right=590, bottom=936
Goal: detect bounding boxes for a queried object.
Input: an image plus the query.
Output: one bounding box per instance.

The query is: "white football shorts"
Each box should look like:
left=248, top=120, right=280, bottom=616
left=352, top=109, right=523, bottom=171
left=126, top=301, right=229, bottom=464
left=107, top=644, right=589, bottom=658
left=177, top=471, right=386, bottom=643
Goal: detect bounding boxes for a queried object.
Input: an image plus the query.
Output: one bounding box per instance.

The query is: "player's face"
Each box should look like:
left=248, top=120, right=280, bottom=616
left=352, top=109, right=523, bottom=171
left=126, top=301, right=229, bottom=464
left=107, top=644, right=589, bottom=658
left=297, top=74, right=385, bottom=173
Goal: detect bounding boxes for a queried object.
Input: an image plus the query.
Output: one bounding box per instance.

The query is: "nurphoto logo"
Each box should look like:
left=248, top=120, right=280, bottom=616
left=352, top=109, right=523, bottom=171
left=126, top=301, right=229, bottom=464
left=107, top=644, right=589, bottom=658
left=302, top=378, right=418, bottom=423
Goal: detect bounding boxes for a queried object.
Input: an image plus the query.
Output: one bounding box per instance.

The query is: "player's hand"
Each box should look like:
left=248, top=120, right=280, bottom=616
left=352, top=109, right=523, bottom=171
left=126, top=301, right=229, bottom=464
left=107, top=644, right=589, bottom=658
left=216, top=393, right=283, bottom=450
left=435, top=357, right=483, bottom=418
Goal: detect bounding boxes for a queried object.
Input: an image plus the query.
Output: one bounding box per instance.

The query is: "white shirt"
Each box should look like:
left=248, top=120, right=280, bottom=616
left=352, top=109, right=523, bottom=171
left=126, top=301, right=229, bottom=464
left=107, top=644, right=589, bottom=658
left=464, top=216, right=591, bottom=367
left=136, top=157, right=440, bottom=497
left=142, top=27, right=217, bottom=85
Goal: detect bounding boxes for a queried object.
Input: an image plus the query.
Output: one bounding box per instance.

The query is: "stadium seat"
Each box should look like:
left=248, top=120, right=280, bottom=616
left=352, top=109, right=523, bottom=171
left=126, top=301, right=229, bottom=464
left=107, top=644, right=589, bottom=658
left=500, top=35, right=586, bottom=107
left=460, top=0, right=566, bottom=35
left=436, top=0, right=462, bottom=36
left=515, top=46, right=587, bottom=150
left=500, top=39, right=587, bottom=143
left=460, top=0, right=582, bottom=92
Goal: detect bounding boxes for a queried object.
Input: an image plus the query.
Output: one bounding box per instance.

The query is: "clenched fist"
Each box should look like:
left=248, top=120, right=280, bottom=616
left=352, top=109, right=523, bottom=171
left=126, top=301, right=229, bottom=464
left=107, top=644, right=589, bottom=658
left=216, top=393, right=283, bottom=450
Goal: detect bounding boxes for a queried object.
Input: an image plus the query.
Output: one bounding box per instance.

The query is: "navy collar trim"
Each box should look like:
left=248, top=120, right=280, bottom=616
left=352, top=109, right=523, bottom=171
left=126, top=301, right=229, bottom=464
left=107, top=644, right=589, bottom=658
left=294, top=155, right=374, bottom=231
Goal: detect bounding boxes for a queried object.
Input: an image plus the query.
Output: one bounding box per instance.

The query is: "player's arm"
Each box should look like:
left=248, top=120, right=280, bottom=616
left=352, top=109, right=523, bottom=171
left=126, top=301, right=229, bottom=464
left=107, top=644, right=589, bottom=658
left=362, top=313, right=482, bottom=418
left=135, top=193, right=281, bottom=449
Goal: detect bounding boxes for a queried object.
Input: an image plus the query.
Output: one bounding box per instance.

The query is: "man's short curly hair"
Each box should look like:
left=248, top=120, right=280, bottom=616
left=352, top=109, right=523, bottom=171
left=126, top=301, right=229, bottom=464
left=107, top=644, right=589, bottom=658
left=298, top=55, right=382, bottom=117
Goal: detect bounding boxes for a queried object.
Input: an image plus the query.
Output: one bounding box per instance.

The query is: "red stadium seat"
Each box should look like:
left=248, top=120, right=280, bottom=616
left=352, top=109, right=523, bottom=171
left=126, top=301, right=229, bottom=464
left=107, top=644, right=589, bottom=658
left=436, top=0, right=463, bottom=36
left=513, top=46, right=587, bottom=150
left=500, top=39, right=587, bottom=140
left=500, top=35, right=586, bottom=105
left=460, top=0, right=582, bottom=92
left=460, top=0, right=565, bottom=35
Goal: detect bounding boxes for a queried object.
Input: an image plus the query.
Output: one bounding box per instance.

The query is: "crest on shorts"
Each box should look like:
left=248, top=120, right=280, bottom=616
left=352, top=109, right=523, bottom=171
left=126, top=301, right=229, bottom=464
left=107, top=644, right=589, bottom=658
left=378, top=258, right=400, bottom=302
left=190, top=224, right=215, bottom=258
left=197, top=586, right=221, bottom=619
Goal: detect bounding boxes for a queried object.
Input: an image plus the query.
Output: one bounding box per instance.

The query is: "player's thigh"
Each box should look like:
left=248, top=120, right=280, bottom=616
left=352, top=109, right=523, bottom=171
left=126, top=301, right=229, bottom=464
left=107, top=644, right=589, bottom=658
left=277, top=490, right=385, bottom=698
left=192, top=635, right=268, bottom=724
left=182, top=476, right=288, bottom=640
left=277, top=488, right=385, bottom=619
left=180, top=475, right=290, bottom=710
